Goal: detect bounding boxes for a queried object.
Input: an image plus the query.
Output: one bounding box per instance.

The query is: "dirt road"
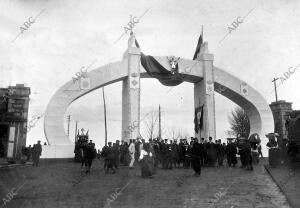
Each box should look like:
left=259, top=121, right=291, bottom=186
left=0, top=160, right=291, bottom=208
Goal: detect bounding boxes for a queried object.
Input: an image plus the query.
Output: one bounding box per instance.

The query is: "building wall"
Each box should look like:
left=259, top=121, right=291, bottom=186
left=269, top=100, right=293, bottom=143
left=0, top=84, right=30, bottom=160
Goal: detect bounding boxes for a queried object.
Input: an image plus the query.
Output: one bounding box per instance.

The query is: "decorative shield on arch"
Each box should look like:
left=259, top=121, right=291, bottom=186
left=130, top=72, right=140, bottom=90
left=80, top=77, right=91, bottom=90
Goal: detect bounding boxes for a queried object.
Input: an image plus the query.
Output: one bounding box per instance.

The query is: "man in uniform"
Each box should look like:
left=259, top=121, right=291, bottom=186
left=106, top=142, right=116, bottom=174
left=114, top=140, right=121, bottom=168
left=216, top=139, right=225, bottom=166
left=171, top=140, right=179, bottom=168
left=101, top=144, right=109, bottom=170
left=160, top=139, right=168, bottom=169
left=135, top=138, right=141, bottom=162
left=120, top=140, right=125, bottom=165
left=199, top=138, right=206, bottom=167
left=206, top=137, right=217, bottom=167
left=85, top=140, right=97, bottom=173
left=183, top=139, right=190, bottom=169
left=32, top=140, right=42, bottom=166
left=226, top=138, right=237, bottom=167
left=178, top=139, right=184, bottom=168
left=191, top=138, right=201, bottom=176
left=166, top=139, right=172, bottom=169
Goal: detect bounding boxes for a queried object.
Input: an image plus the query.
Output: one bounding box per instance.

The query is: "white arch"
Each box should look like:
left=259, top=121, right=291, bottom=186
left=44, top=57, right=273, bottom=146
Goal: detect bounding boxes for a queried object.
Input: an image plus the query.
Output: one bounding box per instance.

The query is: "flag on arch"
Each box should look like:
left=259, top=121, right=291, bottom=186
left=193, top=26, right=203, bottom=60
left=194, top=104, right=204, bottom=133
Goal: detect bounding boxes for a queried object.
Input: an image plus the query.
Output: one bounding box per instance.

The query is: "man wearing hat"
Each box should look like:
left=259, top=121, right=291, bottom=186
left=105, top=142, right=116, bottom=173
left=266, top=133, right=280, bottom=167
left=206, top=137, right=217, bottom=167
left=191, top=137, right=201, bottom=176
left=160, top=139, right=168, bottom=169
left=171, top=140, right=179, bottom=168
left=135, top=138, right=141, bottom=162
left=182, top=139, right=190, bottom=169
left=114, top=140, right=121, bottom=168
left=199, top=138, right=207, bottom=167
left=226, top=138, right=237, bottom=167
left=32, top=140, right=42, bottom=166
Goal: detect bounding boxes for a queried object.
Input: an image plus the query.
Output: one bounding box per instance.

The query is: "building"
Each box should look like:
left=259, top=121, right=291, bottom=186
left=0, top=84, right=30, bottom=162
left=286, top=110, right=300, bottom=142
left=269, top=100, right=293, bottom=144
left=270, top=100, right=300, bottom=143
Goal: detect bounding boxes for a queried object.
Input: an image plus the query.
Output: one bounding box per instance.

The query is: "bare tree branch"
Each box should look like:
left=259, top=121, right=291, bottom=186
left=228, top=107, right=250, bottom=138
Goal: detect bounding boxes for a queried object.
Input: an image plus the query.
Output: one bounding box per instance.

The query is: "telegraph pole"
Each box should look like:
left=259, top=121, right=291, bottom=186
left=74, top=120, right=78, bottom=142
left=102, top=87, right=108, bottom=146
left=159, top=105, right=161, bottom=139
left=67, top=115, right=71, bottom=137
left=272, top=77, right=279, bottom=102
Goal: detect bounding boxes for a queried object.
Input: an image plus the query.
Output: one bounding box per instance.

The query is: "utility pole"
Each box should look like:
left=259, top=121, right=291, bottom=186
left=272, top=77, right=279, bottom=102
left=159, top=105, right=161, bottom=139
left=102, top=87, right=108, bottom=146
left=74, top=120, right=78, bottom=143
left=67, top=115, right=71, bottom=137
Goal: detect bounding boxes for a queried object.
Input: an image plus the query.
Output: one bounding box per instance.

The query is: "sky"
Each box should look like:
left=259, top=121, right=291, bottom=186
left=1, top=0, right=300, bottom=152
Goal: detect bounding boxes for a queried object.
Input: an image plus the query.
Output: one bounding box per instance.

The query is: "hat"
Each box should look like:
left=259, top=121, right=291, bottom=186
left=265, top=133, right=278, bottom=138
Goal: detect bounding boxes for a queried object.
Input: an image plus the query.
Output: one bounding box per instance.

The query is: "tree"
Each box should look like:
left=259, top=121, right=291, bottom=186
left=168, top=127, right=181, bottom=140
left=228, top=107, right=250, bottom=138
left=167, top=127, right=189, bottom=140
left=143, top=110, right=159, bottom=140
left=225, top=130, right=235, bottom=138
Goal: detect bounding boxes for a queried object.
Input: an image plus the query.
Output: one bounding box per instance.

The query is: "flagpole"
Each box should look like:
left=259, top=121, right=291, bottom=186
left=198, top=99, right=201, bottom=140
left=102, top=87, right=108, bottom=146
left=199, top=124, right=201, bottom=141
left=202, top=25, right=203, bottom=40
left=75, top=120, right=78, bottom=143
left=200, top=104, right=204, bottom=141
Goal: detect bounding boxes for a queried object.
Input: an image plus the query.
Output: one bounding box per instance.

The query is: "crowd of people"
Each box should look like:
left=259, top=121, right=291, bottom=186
left=21, top=140, right=43, bottom=166
left=99, top=135, right=264, bottom=178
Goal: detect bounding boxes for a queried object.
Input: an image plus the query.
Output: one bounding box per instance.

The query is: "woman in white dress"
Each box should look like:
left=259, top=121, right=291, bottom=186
left=138, top=143, right=154, bottom=178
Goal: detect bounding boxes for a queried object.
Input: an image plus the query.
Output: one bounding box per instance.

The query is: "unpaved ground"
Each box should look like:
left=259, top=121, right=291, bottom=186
left=0, top=160, right=291, bottom=208
left=265, top=165, right=300, bottom=208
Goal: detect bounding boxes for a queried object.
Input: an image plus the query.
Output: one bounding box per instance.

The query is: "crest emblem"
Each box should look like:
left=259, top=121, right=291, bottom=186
left=131, top=72, right=138, bottom=78
left=240, top=82, right=248, bottom=96
left=167, top=56, right=180, bottom=74
left=131, top=80, right=138, bottom=86
left=207, top=80, right=213, bottom=85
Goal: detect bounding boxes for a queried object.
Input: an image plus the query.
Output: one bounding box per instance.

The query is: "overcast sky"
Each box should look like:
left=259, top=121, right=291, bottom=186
left=1, top=0, right=300, bottom=150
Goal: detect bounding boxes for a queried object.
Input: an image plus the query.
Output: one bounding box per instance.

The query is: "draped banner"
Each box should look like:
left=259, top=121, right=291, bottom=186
left=135, top=39, right=184, bottom=86
left=140, top=53, right=184, bottom=86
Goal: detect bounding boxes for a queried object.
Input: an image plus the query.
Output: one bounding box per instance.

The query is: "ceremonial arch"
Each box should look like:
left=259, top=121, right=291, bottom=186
left=43, top=35, right=274, bottom=158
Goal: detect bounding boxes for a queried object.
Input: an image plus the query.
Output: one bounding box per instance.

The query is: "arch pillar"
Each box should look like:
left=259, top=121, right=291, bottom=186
left=121, top=34, right=141, bottom=142
left=194, top=43, right=216, bottom=141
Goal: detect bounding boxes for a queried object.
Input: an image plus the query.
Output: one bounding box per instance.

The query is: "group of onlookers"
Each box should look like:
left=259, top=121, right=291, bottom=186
left=21, top=140, right=42, bottom=166
left=99, top=135, right=265, bottom=177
